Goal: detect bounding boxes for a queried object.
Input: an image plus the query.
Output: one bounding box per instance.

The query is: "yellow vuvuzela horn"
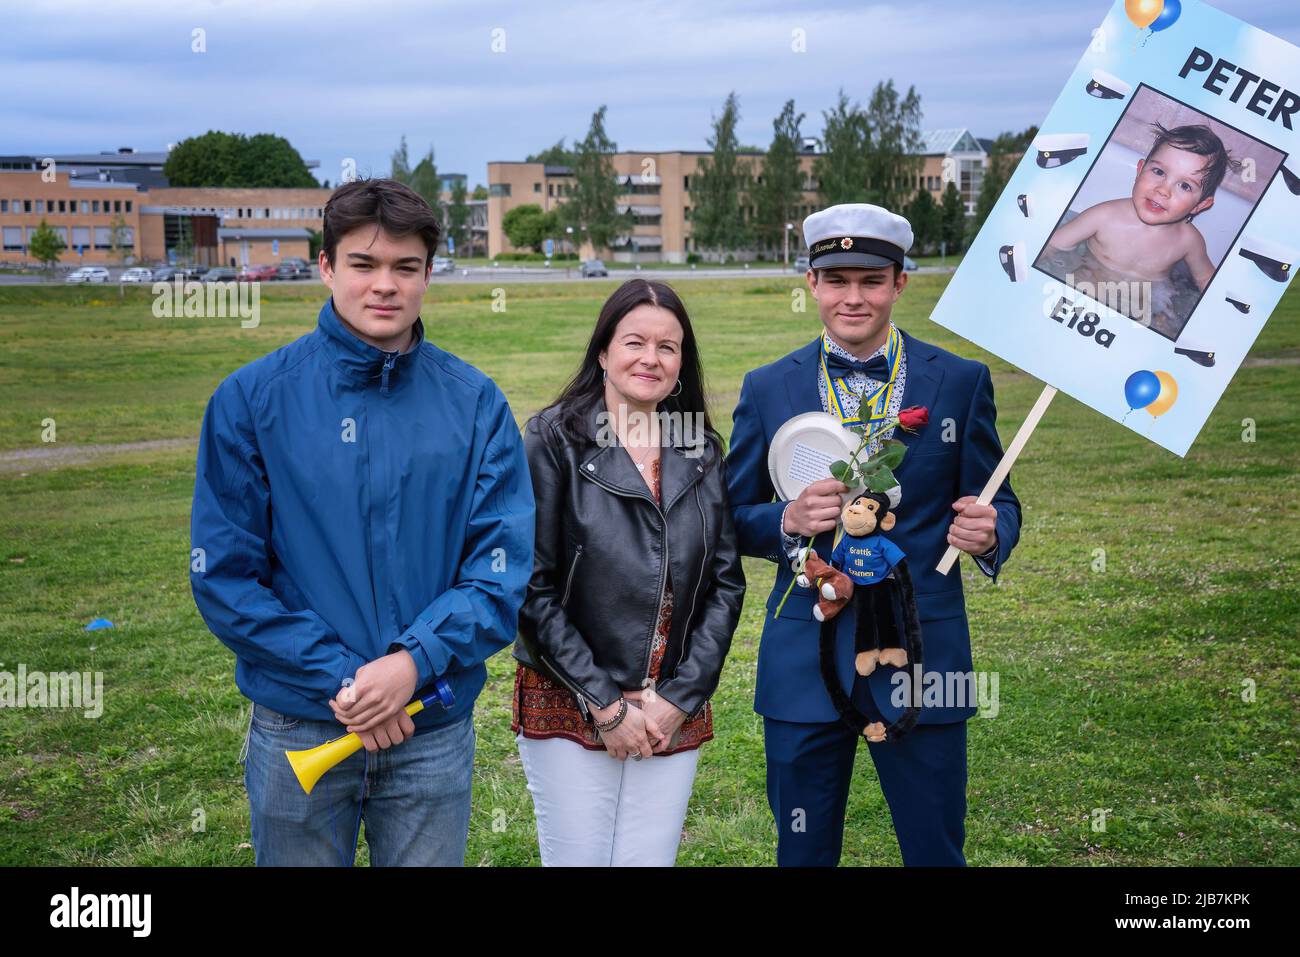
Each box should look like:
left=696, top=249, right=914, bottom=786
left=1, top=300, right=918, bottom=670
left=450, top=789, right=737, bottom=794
left=286, top=681, right=454, bottom=795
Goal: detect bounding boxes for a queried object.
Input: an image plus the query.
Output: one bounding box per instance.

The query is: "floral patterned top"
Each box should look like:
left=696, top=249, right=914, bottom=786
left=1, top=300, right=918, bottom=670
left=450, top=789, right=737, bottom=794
left=512, top=457, right=714, bottom=754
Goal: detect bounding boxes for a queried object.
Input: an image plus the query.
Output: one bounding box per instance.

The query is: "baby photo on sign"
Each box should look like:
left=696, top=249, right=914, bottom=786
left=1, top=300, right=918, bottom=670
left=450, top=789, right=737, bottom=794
left=1034, top=83, right=1286, bottom=341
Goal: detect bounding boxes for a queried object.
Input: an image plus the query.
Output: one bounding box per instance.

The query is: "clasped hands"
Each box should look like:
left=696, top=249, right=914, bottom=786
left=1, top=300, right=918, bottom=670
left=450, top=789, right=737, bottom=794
left=783, top=478, right=998, bottom=556
left=328, top=649, right=419, bottom=753
left=591, top=689, right=687, bottom=760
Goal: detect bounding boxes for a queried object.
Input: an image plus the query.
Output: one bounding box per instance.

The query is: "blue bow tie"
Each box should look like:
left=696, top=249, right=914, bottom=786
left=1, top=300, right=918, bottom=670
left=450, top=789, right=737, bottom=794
left=825, top=350, right=890, bottom=382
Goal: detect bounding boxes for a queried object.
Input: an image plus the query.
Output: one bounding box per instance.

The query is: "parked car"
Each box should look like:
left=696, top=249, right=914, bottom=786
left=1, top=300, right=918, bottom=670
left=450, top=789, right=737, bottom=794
left=237, top=263, right=278, bottom=282
left=275, top=262, right=312, bottom=280
left=66, top=266, right=110, bottom=283
left=119, top=267, right=153, bottom=283
left=177, top=265, right=209, bottom=279
left=580, top=259, right=608, bottom=278
left=903, top=255, right=918, bottom=272
left=280, top=257, right=312, bottom=271
left=150, top=265, right=179, bottom=282
left=793, top=255, right=810, bottom=272
left=431, top=257, right=455, bottom=274
left=203, top=267, right=239, bottom=282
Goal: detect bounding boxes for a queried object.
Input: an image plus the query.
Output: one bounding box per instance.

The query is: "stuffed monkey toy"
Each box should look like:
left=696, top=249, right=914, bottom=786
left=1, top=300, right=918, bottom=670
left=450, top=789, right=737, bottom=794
left=795, top=549, right=853, bottom=622
left=802, top=491, right=924, bottom=743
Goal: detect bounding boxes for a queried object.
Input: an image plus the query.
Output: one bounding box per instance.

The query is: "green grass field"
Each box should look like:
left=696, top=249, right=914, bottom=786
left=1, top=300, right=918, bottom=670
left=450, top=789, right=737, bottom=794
left=1, top=275, right=1296, bottom=866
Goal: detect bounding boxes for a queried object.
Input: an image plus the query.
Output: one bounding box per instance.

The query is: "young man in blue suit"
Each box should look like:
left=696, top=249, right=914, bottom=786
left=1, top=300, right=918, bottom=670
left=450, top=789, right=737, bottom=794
left=725, top=203, right=1021, bottom=866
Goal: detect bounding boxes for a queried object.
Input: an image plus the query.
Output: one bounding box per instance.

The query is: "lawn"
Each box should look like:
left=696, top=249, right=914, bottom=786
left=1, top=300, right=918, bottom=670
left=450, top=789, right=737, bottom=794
left=0, top=275, right=1296, bottom=866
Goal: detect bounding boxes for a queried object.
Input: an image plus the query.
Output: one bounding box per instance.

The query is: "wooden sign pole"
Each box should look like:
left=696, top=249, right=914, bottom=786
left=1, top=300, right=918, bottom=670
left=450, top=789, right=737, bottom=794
left=936, top=383, right=1057, bottom=576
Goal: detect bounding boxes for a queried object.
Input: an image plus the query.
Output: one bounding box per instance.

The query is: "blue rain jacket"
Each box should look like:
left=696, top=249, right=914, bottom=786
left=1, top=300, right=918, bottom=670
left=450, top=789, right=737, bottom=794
left=190, top=297, right=535, bottom=733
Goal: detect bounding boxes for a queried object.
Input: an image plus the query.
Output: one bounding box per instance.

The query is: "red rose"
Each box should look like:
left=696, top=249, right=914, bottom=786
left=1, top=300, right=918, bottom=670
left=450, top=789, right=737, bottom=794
left=898, top=406, right=929, bottom=431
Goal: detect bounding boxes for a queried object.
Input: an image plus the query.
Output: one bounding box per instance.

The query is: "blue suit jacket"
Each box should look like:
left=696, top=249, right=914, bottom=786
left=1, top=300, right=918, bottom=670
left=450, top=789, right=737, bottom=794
left=725, top=329, right=1021, bottom=724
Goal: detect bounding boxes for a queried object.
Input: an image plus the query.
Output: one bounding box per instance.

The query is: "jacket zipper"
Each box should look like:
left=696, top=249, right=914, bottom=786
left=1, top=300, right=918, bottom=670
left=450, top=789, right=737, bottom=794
left=580, top=469, right=668, bottom=692
left=676, top=481, right=707, bottom=712
left=560, top=544, right=583, bottom=606
left=537, top=650, right=592, bottom=720
left=380, top=350, right=397, bottom=394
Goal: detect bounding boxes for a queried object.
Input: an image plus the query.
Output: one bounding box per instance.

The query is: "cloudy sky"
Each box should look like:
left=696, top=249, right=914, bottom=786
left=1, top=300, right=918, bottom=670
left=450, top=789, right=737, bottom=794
left=2, top=0, right=1295, bottom=187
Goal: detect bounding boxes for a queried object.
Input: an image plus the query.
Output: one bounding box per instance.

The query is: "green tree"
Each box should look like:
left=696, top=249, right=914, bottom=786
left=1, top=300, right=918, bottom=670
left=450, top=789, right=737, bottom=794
left=940, top=180, right=966, bottom=253
left=408, top=152, right=441, bottom=211
left=969, top=125, right=1039, bottom=241
left=904, top=187, right=940, bottom=255
left=390, top=136, right=412, bottom=182
left=526, top=138, right=578, bottom=167
left=108, top=213, right=131, bottom=264
left=28, top=219, right=65, bottom=272
left=472, top=183, right=488, bottom=200
left=691, top=92, right=750, bottom=261
left=863, top=80, right=924, bottom=212
left=173, top=217, right=194, bottom=263
left=390, top=137, right=441, bottom=211
left=815, top=89, right=870, bottom=205
left=502, top=204, right=549, bottom=252
left=163, top=131, right=317, bottom=187
left=562, top=105, right=626, bottom=253
left=755, top=99, right=806, bottom=257
left=447, top=178, right=470, bottom=255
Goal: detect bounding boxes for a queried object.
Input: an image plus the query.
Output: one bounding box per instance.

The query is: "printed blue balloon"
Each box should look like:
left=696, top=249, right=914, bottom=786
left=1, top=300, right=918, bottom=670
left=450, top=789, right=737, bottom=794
left=1151, top=0, right=1181, bottom=31
left=1125, top=370, right=1161, bottom=409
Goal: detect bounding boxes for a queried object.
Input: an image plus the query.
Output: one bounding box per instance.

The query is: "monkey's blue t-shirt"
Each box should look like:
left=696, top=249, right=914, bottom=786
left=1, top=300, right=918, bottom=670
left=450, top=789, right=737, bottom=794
left=832, top=534, right=905, bottom=585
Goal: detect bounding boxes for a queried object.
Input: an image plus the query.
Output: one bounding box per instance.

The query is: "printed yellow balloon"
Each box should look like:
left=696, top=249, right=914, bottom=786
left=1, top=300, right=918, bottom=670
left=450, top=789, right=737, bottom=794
left=1146, top=370, right=1178, bottom=417
left=1125, top=0, right=1164, bottom=29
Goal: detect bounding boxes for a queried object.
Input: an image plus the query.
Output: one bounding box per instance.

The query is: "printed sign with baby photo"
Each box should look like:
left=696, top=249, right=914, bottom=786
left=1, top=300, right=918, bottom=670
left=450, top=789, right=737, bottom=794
left=928, top=0, right=1298, bottom=456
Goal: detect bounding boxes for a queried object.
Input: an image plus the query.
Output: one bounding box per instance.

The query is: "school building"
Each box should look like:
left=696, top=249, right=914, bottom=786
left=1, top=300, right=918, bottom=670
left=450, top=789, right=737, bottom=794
left=0, top=148, right=332, bottom=267
left=485, top=128, right=996, bottom=262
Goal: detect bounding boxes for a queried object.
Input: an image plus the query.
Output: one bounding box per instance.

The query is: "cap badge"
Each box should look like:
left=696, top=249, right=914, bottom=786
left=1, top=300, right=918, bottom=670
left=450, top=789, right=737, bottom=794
left=839, top=237, right=853, bottom=250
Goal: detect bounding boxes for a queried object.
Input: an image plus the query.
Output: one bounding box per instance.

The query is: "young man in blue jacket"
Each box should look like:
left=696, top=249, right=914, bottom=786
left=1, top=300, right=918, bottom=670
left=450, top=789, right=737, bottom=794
left=190, top=178, right=535, bottom=866
left=725, top=203, right=1021, bottom=866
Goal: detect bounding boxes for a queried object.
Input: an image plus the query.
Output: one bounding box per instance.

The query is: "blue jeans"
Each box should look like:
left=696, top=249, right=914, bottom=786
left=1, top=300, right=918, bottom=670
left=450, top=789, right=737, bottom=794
left=241, top=702, right=475, bottom=866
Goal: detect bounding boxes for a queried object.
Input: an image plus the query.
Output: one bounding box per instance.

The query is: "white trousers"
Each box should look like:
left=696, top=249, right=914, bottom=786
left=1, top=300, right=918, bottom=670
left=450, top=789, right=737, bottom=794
left=516, top=734, right=700, bottom=866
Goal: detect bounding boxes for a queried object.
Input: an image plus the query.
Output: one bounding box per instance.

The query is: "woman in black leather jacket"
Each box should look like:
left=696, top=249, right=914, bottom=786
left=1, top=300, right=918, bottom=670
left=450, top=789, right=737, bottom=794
left=512, top=278, right=745, bottom=866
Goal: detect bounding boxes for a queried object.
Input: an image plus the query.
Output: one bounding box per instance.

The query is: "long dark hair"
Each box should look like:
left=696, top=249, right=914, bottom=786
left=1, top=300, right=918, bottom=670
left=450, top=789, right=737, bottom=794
left=548, top=278, right=721, bottom=463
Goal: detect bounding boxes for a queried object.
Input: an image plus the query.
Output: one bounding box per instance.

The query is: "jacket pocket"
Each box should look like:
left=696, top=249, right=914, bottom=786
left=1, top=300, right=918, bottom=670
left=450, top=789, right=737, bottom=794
left=766, top=587, right=816, bottom=621
left=560, top=544, right=584, bottom=607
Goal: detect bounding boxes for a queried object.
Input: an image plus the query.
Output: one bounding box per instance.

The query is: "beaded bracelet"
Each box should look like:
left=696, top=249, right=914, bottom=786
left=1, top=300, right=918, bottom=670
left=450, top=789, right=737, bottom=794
left=593, top=697, right=628, bottom=733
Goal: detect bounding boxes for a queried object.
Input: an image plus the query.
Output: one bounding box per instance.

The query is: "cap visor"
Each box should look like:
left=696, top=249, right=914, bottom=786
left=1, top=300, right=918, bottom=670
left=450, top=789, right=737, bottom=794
left=811, top=252, right=898, bottom=270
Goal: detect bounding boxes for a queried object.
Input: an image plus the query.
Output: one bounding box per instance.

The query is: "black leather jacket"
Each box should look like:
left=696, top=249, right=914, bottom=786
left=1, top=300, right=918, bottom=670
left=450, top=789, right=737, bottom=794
left=513, top=403, right=745, bottom=720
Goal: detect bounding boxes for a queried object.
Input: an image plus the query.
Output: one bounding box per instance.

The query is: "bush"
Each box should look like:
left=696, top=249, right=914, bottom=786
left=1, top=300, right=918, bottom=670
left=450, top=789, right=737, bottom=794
left=493, top=251, right=578, bottom=263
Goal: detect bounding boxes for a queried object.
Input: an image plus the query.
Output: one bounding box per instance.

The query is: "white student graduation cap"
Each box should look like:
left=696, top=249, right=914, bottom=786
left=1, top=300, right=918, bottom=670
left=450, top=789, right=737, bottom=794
left=1223, top=290, right=1251, bottom=313
left=804, top=203, right=913, bottom=270
left=1086, top=69, right=1131, bottom=100
left=998, top=240, right=1027, bottom=282
left=1237, top=234, right=1296, bottom=282
left=1033, top=132, right=1090, bottom=168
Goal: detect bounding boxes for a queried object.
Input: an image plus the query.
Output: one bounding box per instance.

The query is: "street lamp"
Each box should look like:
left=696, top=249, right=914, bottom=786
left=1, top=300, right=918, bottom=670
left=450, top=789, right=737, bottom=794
left=784, top=222, right=793, bottom=270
